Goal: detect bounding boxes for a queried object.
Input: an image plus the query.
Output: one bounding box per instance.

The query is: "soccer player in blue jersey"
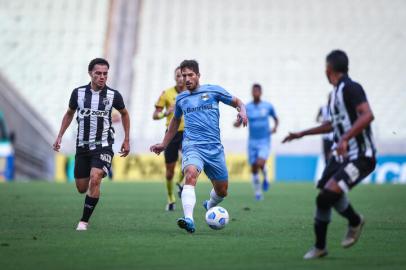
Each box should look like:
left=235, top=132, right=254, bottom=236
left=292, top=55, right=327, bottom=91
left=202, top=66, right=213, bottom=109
left=150, top=60, right=248, bottom=233
left=235, top=84, right=279, bottom=200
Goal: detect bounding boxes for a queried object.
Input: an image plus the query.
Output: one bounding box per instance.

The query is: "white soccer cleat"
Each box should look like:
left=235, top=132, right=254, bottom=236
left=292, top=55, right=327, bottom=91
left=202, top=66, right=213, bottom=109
left=342, top=215, right=365, bottom=248
left=303, top=247, right=328, bottom=260
left=76, top=221, right=88, bottom=231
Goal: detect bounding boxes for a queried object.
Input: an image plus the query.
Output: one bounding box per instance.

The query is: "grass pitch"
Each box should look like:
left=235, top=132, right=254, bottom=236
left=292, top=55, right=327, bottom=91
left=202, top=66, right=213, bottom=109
left=0, top=182, right=405, bottom=270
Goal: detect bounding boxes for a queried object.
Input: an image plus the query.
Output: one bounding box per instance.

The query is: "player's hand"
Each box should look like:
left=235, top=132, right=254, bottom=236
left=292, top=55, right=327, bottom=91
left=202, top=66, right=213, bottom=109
left=150, top=143, right=166, bottom=155
left=233, top=120, right=242, bottom=128
left=166, top=106, right=174, bottom=115
left=336, top=138, right=348, bottom=157
left=119, top=140, right=130, bottom=157
left=237, top=111, right=248, bottom=127
left=282, top=132, right=303, bottom=143
left=52, top=136, right=62, bottom=152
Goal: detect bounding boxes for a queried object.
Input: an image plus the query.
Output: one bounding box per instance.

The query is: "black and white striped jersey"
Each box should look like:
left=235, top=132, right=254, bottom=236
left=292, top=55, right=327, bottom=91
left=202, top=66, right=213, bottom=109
left=69, top=83, right=125, bottom=152
left=329, top=75, right=376, bottom=160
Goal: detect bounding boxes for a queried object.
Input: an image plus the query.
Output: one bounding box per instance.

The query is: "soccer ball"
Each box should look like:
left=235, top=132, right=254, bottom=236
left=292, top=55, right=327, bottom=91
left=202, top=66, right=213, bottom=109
left=205, top=206, right=229, bottom=230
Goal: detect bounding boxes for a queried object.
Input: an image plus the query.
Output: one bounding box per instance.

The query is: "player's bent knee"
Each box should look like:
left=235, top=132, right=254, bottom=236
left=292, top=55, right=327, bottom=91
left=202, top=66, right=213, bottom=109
left=217, top=189, right=228, bottom=198
left=166, top=171, right=174, bottom=181
left=316, top=189, right=341, bottom=210
left=76, top=186, right=87, bottom=194
left=184, top=167, right=198, bottom=185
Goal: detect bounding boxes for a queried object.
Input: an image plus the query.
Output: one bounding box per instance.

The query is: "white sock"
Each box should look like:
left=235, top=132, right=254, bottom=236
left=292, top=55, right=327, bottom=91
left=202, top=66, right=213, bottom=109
left=181, top=185, right=196, bottom=221
left=252, top=173, right=262, bottom=196
left=262, top=166, right=269, bottom=182
left=207, top=188, right=224, bottom=209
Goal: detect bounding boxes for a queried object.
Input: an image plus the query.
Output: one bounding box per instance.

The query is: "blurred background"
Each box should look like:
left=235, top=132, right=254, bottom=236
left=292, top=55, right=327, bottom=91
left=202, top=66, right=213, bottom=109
left=0, top=0, right=405, bottom=183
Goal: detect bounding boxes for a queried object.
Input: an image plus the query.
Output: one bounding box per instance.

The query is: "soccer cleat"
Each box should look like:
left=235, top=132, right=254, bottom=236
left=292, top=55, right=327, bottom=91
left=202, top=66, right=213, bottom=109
left=76, top=221, right=88, bottom=231
left=203, top=200, right=209, bottom=210
left=255, top=193, right=264, bottom=201
left=165, top=203, right=175, bottom=211
left=177, top=217, right=195, bottom=233
left=303, top=247, right=328, bottom=260
left=262, top=180, right=270, bottom=192
left=176, top=183, right=183, bottom=198
left=341, top=215, right=365, bottom=248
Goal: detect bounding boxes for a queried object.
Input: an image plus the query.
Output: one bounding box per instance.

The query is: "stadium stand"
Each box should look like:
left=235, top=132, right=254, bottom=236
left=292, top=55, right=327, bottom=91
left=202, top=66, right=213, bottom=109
left=0, top=0, right=405, bottom=157
left=0, top=0, right=110, bottom=150
left=129, top=0, right=406, bottom=153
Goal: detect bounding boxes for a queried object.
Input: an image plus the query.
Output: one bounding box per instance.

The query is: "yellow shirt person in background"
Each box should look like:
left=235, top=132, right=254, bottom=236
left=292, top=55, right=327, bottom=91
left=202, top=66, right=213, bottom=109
left=153, top=66, right=185, bottom=211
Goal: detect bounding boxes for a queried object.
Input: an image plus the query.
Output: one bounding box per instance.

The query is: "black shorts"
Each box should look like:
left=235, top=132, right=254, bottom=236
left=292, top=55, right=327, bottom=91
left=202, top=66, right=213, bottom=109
left=317, top=156, right=376, bottom=192
left=74, top=147, right=114, bottom=179
left=164, top=131, right=183, bottom=164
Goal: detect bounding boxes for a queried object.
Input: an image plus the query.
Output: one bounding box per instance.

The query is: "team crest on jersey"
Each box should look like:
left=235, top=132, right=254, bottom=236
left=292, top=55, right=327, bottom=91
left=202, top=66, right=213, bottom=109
left=201, top=93, right=209, bottom=101
left=103, top=98, right=111, bottom=106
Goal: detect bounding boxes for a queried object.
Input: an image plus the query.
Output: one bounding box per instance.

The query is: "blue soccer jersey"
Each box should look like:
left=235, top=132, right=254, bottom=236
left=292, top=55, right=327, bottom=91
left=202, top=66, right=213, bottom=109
left=174, top=84, right=234, bottom=181
left=246, top=101, right=276, bottom=141
left=174, top=84, right=233, bottom=147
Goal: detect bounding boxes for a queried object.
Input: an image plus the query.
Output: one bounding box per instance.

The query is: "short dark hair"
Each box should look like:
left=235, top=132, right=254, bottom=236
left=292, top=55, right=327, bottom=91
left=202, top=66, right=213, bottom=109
left=252, top=83, right=262, bottom=91
left=88, top=58, right=110, bottom=72
left=174, top=66, right=181, bottom=73
left=180, top=60, right=199, bottom=74
left=326, top=50, right=349, bottom=73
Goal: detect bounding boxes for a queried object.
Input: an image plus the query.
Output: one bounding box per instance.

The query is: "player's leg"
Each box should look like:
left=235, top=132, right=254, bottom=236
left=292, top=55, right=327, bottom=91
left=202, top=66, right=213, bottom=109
left=176, top=146, right=203, bottom=233
left=74, top=152, right=91, bottom=193
left=77, top=149, right=113, bottom=230
left=164, top=161, right=176, bottom=210
left=202, top=144, right=229, bottom=209
left=177, top=164, right=200, bottom=233
left=257, top=141, right=271, bottom=191
left=78, top=167, right=104, bottom=225
left=75, top=178, right=89, bottom=193
left=330, top=157, right=376, bottom=248
left=304, top=158, right=341, bottom=259
left=163, top=132, right=182, bottom=210
left=176, top=132, right=185, bottom=194
left=204, top=180, right=228, bottom=210
left=249, top=144, right=262, bottom=200
left=74, top=152, right=92, bottom=230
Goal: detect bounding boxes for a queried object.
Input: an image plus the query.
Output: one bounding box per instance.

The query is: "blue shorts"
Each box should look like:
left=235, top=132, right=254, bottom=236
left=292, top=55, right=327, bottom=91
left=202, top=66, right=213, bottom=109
left=248, top=139, right=270, bottom=165
left=182, top=144, right=228, bottom=181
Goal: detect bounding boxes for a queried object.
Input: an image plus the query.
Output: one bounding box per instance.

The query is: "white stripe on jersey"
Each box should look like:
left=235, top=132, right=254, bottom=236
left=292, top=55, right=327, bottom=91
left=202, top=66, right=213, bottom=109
left=330, top=81, right=375, bottom=160
left=102, top=90, right=115, bottom=147
left=77, top=88, right=86, bottom=147
left=88, top=90, right=100, bottom=150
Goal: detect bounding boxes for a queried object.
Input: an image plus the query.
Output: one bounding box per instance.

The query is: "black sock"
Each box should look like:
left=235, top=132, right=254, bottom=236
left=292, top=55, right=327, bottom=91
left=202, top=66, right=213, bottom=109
left=81, top=195, right=99, bottom=222
left=339, top=204, right=361, bottom=227
left=314, top=219, right=329, bottom=250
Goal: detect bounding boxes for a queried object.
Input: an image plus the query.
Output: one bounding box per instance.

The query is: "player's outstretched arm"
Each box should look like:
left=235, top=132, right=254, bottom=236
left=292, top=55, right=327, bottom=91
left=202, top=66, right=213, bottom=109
left=53, top=108, right=75, bottom=151
left=282, top=122, right=333, bottom=143
left=118, top=108, right=130, bottom=157
left=230, top=97, right=248, bottom=127
left=150, top=117, right=181, bottom=155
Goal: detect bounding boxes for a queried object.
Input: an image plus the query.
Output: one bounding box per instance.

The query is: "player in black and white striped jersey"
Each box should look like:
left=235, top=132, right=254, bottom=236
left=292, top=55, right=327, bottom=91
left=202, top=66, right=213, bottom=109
left=283, top=50, right=376, bottom=259
left=53, top=58, right=130, bottom=231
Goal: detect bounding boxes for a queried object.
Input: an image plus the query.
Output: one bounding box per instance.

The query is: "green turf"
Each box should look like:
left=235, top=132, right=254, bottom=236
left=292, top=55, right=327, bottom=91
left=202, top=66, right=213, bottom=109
left=0, top=182, right=405, bottom=270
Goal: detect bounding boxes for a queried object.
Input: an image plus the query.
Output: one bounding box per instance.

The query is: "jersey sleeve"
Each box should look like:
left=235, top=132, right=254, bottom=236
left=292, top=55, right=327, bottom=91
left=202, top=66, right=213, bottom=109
left=174, top=97, right=183, bottom=119
left=155, top=91, right=166, bottom=108
left=68, top=89, right=78, bottom=110
left=344, top=83, right=368, bottom=109
left=113, top=91, right=125, bottom=110
left=214, top=85, right=233, bottom=105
